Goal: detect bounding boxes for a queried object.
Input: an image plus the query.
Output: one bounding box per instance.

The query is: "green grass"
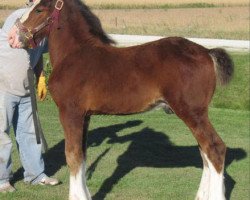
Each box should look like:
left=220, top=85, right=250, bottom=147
left=0, top=102, right=249, bottom=200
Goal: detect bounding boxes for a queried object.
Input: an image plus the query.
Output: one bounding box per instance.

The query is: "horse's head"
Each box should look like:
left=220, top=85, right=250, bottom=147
left=8, top=0, right=64, bottom=49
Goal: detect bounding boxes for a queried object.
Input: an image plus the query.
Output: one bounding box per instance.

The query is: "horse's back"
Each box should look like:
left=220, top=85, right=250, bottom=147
left=119, top=36, right=215, bottom=95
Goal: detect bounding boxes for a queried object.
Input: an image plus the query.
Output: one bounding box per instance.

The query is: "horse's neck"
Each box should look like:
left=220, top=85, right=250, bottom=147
left=48, top=6, right=98, bottom=67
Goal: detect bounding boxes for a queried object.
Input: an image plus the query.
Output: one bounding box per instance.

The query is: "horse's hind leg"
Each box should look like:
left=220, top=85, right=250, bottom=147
left=59, top=109, right=91, bottom=200
left=179, top=109, right=226, bottom=200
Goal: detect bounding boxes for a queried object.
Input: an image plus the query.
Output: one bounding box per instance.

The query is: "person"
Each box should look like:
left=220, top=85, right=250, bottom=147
left=0, top=0, right=59, bottom=193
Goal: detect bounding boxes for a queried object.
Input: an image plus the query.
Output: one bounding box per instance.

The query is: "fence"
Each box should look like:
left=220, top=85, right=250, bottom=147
left=109, top=34, right=249, bottom=52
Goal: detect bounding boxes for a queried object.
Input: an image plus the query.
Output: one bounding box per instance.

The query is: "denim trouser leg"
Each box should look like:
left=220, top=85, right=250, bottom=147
left=0, top=92, right=45, bottom=184
left=0, top=91, right=14, bottom=184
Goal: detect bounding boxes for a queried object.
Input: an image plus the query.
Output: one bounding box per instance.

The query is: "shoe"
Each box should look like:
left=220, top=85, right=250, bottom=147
left=38, top=176, right=59, bottom=186
left=0, top=182, right=16, bottom=193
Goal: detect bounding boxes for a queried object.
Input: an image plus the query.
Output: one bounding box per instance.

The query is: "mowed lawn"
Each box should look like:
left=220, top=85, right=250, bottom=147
left=0, top=53, right=249, bottom=200
left=1, top=104, right=248, bottom=200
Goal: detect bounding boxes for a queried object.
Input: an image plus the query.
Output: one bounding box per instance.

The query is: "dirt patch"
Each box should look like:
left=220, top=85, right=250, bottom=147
left=1, top=7, right=248, bottom=39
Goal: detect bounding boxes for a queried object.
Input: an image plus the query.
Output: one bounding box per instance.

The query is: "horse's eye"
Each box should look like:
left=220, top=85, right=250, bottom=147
left=35, top=9, right=43, bottom=14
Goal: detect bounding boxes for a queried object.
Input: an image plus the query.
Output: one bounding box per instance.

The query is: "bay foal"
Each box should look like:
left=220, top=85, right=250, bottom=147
left=8, top=0, right=234, bottom=199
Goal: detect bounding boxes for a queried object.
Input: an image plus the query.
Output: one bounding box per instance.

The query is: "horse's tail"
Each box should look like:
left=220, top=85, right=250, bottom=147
left=209, top=48, right=234, bottom=86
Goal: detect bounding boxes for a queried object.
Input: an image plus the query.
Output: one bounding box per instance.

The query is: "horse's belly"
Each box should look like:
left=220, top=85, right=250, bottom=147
left=92, top=94, right=166, bottom=115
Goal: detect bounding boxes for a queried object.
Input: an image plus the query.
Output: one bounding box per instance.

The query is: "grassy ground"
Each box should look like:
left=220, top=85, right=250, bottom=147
left=0, top=103, right=249, bottom=200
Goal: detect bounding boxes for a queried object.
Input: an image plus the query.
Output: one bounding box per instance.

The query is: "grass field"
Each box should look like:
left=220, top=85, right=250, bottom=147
left=0, top=103, right=248, bottom=200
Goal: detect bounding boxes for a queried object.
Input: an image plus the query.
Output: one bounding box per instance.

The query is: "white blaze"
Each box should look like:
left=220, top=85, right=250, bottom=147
left=20, top=0, right=42, bottom=23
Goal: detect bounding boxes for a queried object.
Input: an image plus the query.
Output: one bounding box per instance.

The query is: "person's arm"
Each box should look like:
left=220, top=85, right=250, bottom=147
left=34, top=56, right=47, bottom=101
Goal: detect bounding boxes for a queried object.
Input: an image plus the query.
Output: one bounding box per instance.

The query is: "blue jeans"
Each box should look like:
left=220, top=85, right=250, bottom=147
left=0, top=91, right=46, bottom=184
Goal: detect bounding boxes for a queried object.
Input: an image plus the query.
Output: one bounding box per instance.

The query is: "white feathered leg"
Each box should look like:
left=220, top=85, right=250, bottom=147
left=195, top=151, right=225, bottom=200
left=69, top=161, right=92, bottom=200
left=196, top=150, right=210, bottom=200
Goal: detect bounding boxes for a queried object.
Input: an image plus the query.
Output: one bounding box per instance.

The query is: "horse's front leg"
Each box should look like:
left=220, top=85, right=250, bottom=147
left=59, top=109, right=91, bottom=200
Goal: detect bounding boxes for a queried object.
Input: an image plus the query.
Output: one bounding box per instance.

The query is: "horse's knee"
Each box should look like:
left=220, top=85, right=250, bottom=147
left=66, top=147, right=84, bottom=175
left=185, top=113, right=226, bottom=173
left=206, top=140, right=226, bottom=173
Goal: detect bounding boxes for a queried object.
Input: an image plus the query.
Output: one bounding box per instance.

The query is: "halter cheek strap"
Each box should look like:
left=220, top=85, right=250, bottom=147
left=50, top=0, right=64, bottom=30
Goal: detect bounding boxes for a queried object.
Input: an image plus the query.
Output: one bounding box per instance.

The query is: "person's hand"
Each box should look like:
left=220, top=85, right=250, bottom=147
left=37, top=76, right=47, bottom=101
left=8, top=25, right=23, bottom=48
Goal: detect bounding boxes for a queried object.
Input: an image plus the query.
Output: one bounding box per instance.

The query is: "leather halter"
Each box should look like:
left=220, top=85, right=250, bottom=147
left=15, top=0, right=64, bottom=48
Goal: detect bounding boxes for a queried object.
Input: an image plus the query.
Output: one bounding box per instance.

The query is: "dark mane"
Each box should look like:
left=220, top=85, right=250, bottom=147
left=71, top=0, right=115, bottom=45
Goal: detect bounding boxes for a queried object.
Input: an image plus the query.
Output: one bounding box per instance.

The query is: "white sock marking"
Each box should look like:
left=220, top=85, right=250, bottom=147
left=69, top=161, right=91, bottom=200
left=196, top=150, right=210, bottom=199
left=196, top=151, right=225, bottom=200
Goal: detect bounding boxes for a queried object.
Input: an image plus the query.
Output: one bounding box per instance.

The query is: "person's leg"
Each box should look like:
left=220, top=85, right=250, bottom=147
left=13, top=95, right=45, bottom=183
left=0, top=91, right=17, bottom=192
left=13, top=95, right=58, bottom=185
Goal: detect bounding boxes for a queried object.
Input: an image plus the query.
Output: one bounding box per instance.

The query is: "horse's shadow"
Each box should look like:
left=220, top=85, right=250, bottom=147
left=88, top=122, right=246, bottom=200
left=12, top=120, right=143, bottom=182
left=13, top=120, right=247, bottom=200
